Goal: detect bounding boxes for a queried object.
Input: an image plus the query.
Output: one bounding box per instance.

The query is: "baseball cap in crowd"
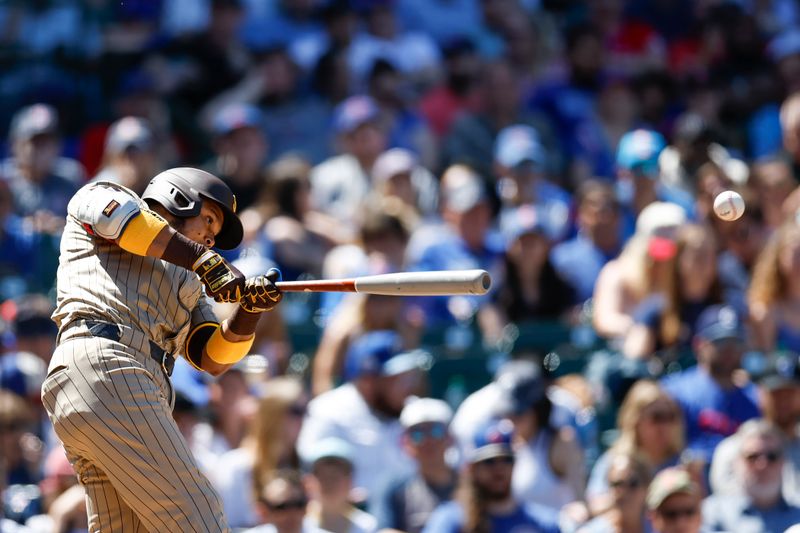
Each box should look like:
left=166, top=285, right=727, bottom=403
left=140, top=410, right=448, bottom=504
left=105, top=117, right=154, bottom=155
left=332, top=95, right=380, bottom=135
left=769, top=29, right=800, bottom=62
left=400, top=397, right=453, bottom=429
left=756, top=354, right=800, bottom=391
left=212, top=103, right=264, bottom=137
left=694, top=305, right=745, bottom=343
left=469, top=419, right=515, bottom=463
left=635, top=201, right=687, bottom=261
left=616, top=129, right=666, bottom=176
left=10, top=103, right=59, bottom=141
left=306, top=437, right=355, bottom=468
left=372, top=148, right=416, bottom=183
left=493, top=359, right=548, bottom=417
left=494, top=125, right=546, bottom=170
left=646, top=467, right=699, bottom=511
left=441, top=165, right=489, bottom=213
left=344, top=330, right=429, bottom=381
left=500, top=204, right=546, bottom=243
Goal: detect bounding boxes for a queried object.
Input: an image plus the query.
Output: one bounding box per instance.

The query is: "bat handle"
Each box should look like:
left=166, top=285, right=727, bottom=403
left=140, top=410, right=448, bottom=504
left=275, top=279, right=357, bottom=292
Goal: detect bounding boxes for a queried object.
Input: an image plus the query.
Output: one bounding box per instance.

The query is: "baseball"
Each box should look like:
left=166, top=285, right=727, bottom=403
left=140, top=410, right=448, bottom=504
left=713, top=190, right=745, bottom=221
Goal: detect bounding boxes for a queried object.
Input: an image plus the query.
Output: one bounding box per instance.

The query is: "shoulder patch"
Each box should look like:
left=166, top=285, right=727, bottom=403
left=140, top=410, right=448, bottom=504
left=103, top=200, right=121, bottom=217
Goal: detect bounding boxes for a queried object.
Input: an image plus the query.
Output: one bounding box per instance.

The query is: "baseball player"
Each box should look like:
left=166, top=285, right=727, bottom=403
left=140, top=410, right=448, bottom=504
left=41, top=167, right=282, bottom=532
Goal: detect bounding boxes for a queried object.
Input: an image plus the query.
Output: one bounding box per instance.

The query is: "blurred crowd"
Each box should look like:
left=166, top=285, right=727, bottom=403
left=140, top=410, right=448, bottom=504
left=8, top=0, right=800, bottom=532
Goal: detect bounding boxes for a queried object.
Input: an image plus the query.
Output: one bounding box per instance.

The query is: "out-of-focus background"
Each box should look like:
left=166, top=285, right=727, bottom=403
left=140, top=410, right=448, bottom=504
left=5, top=1, right=800, bottom=532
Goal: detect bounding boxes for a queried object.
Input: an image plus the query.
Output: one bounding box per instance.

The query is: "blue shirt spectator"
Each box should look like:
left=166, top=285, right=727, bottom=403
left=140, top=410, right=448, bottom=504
left=422, top=419, right=559, bottom=533
left=661, top=305, right=761, bottom=462
left=550, top=180, right=622, bottom=303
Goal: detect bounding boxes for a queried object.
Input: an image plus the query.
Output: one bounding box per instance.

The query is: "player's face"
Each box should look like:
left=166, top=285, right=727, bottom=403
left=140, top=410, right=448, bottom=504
left=180, top=201, right=224, bottom=248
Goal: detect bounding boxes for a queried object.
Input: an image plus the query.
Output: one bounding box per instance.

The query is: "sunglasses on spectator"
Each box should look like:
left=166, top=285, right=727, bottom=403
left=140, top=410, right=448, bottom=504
left=265, top=498, right=308, bottom=512
left=408, top=424, right=447, bottom=444
left=477, top=456, right=514, bottom=467
left=659, top=506, right=699, bottom=521
left=646, top=410, right=677, bottom=424
left=743, top=450, right=782, bottom=464
left=609, top=477, right=642, bottom=490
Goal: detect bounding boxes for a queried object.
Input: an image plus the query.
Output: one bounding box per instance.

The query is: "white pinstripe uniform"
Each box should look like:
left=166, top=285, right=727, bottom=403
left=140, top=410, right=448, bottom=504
left=42, top=182, right=230, bottom=532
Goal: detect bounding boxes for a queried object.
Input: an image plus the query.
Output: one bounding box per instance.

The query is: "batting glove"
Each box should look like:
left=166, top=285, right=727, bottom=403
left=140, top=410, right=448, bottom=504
left=192, top=250, right=245, bottom=303
left=240, top=268, right=283, bottom=313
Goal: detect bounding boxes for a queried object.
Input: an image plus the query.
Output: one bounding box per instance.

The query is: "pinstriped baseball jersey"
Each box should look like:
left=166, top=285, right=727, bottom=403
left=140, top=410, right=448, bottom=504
left=43, top=180, right=230, bottom=532
left=52, top=181, right=218, bottom=356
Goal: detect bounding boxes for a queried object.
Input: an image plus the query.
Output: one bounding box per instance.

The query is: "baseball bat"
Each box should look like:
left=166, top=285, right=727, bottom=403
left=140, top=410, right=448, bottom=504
left=275, top=269, right=492, bottom=296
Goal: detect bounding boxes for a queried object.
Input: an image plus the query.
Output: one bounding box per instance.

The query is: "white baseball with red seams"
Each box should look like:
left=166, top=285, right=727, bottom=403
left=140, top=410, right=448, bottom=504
left=713, top=190, right=745, bottom=221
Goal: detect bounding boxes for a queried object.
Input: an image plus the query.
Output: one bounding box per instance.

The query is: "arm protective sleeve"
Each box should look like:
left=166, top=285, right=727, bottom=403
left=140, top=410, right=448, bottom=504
left=205, top=327, right=254, bottom=365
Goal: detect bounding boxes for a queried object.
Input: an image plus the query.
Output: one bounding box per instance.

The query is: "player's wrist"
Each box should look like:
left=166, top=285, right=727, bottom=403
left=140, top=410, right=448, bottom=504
left=228, top=307, right=262, bottom=336
left=161, top=231, right=208, bottom=271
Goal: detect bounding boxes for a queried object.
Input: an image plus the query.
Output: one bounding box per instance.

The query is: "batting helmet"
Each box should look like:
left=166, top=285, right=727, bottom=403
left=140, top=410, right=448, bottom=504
left=142, top=167, right=243, bottom=249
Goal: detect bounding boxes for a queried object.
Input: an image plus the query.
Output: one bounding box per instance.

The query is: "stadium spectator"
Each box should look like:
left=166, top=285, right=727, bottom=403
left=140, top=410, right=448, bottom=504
left=749, top=222, right=800, bottom=355
left=702, top=420, right=800, bottom=532
left=405, top=164, right=504, bottom=329
left=369, top=148, right=439, bottom=220
left=492, top=356, right=586, bottom=511
left=587, top=380, right=685, bottom=514
left=310, top=95, right=386, bottom=236
left=92, top=116, right=160, bottom=194
left=749, top=156, right=797, bottom=231
left=661, top=305, right=761, bottom=463
left=483, top=203, right=576, bottom=344
left=645, top=467, right=703, bottom=533
left=1, top=104, right=82, bottom=233
left=443, top=58, right=560, bottom=181
left=709, top=358, right=800, bottom=503
left=375, top=397, right=458, bottom=533
left=204, top=103, right=269, bottom=212
left=622, top=223, right=722, bottom=361
left=528, top=24, right=613, bottom=184
left=576, top=452, right=652, bottom=533
left=253, top=156, right=338, bottom=280
left=592, top=201, right=687, bottom=350
left=422, top=419, right=559, bottom=533
left=245, top=468, right=329, bottom=533
left=493, top=124, right=572, bottom=241
left=0, top=390, right=40, bottom=488
left=367, top=60, right=438, bottom=170
left=155, top=0, right=251, bottom=113
left=418, top=37, right=482, bottom=139
left=348, top=3, right=440, bottom=86
left=298, top=331, right=423, bottom=509
left=214, top=376, right=307, bottom=529
left=551, top=180, right=623, bottom=304
left=614, top=128, right=692, bottom=236
left=303, top=438, right=379, bottom=533
left=289, top=0, right=358, bottom=74
left=715, top=189, right=767, bottom=316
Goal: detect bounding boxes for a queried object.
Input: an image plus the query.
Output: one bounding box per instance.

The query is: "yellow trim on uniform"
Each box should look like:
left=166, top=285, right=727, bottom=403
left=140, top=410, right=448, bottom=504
left=118, top=209, right=169, bottom=256
left=205, top=327, right=254, bottom=365
left=184, top=321, right=219, bottom=370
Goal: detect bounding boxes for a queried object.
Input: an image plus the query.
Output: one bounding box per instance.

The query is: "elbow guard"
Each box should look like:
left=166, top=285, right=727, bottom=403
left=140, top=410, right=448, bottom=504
left=205, top=327, right=254, bottom=365
left=184, top=322, right=218, bottom=370
left=71, top=185, right=142, bottom=240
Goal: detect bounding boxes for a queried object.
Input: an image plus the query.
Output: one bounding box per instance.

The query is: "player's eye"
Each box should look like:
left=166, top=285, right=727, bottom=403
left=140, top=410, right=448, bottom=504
left=206, top=216, right=213, bottom=226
